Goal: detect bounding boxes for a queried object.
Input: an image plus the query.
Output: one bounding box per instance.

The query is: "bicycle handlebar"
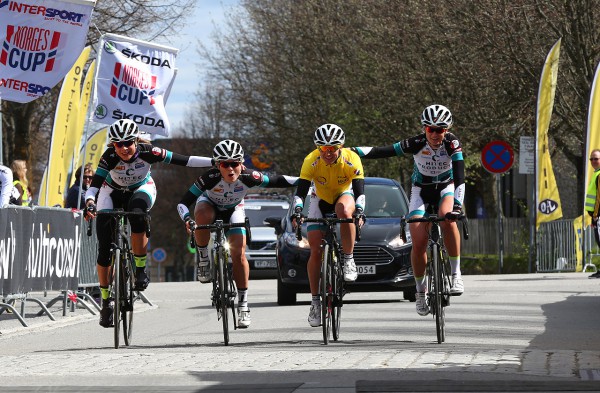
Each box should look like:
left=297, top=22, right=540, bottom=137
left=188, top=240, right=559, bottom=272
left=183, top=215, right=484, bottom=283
left=189, top=219, right=252, bottom=244
left=401, top=214, right=469, bottom=240
left=293, top=216, right=362, bottom=242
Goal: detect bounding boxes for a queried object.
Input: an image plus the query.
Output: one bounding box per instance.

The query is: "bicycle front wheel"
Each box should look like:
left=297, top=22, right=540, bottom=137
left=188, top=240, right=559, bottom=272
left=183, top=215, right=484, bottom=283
left=432, top=244, right=445, bottom=344
left=321, top=244, right=332, bottom=345
left=122, top=251, right=135, bottom=346
left=331, top=248, right=343, bottom=341
left=112, top=248, right=121, bottom=349
left=217, top=249, right=229, bottom=346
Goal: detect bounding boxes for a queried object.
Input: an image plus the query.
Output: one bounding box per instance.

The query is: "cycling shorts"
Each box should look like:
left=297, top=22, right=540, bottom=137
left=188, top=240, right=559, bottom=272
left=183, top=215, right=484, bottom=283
left=408, top=182, right=454, bottom=218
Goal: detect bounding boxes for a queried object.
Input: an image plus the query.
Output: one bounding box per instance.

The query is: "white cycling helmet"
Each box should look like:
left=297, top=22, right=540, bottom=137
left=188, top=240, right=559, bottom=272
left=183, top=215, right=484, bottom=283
left=314, top=123, right=345, bottom=146
left=109, top=119, right=139, bottom=142
left=213, top=139, right=244, bottom=161
left=421, top=104, right=453, bottom=128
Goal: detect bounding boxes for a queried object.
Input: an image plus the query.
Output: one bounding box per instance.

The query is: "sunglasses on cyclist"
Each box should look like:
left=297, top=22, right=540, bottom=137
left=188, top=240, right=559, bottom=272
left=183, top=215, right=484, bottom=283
left=114, top=140, right=135, bottom=148
left=317, top=145, right=342, bottom=153
left=219, top=161, right=242, bottom=169
left=83, top=175, right=93, bottom=180
left=590, top=158, right=600, bottom=162
left=425, top=126, right=448, bottom=134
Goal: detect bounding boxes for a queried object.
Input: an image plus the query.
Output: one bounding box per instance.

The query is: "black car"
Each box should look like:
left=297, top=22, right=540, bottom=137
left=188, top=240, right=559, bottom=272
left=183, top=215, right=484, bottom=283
left=267, top=177, right=416, bottom=305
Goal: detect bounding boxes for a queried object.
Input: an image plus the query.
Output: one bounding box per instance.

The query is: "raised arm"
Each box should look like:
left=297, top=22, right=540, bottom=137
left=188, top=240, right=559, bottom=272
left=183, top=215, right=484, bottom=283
left=351, top=144, right=401, bottom=159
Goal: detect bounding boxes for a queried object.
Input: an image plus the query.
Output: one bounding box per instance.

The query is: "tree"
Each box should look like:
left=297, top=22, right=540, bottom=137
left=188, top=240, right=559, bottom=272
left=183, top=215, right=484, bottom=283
left=189, top=0, right=600, bottom=218
left=1, top=0, right=196, bottom=191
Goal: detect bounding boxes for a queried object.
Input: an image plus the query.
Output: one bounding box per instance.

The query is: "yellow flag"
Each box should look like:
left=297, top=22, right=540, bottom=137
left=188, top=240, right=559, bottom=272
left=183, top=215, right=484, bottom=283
left=584, top=63, right=600, bottom=219
left=39, top=47, right=91, bottom=207
left=536, top=38, right=563, bottom=228
left=70, top=59, right=96, bottom=187
left=79, top=127, right=108, bottom=171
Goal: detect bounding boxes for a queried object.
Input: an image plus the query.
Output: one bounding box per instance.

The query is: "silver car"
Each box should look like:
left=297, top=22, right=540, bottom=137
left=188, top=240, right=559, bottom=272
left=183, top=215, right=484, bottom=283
left=244, top=196, right=290, bottom=277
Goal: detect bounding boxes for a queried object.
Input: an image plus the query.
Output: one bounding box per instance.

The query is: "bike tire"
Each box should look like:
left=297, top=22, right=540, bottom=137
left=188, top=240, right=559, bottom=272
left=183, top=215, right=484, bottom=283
left=122, top=251, right=134, bottom=346
left=321, top=243, right=331, bottom=345
left=331, top=247, right=343, bottom=341
left=113, top=248, right=121, bottom=349
left=432, top=244, right=445, bottom=344
left=217, top=249, right=229, bottom=346
left=227, top=261, right=237, bottom=330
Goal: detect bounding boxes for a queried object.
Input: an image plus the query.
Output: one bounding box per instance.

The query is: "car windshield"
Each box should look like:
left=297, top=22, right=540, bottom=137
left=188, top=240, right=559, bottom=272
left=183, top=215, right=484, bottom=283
left=364, top=184, right=408, bottom=217
left=298, top=182, right=408, bottom=218
left=245, top=203, right=289, bottom=226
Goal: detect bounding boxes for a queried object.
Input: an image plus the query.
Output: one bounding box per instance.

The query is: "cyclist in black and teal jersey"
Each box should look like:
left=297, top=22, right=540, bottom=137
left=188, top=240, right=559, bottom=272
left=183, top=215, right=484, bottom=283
left=84, top=119, right=213, bottom=328
left=177, top=139, right=298, bottom=328
left=352, top=105, right=465, bottom=317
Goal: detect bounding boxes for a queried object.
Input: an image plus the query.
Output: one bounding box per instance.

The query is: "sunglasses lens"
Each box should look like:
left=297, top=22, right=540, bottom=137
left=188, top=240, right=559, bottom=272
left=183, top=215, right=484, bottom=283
left=115, top=140, right=134, bottom=148
left=319, top=145, right=341, bottom=152
left=426, top=126, right=447, bottom=134
left=220, top=161, right=241, bottom=168
left=83, top=176, right=93, bottom=180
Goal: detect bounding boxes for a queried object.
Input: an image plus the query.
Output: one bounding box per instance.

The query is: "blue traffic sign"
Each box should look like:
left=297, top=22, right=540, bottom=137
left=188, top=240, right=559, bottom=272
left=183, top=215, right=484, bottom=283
left=152, top=247, right=167, bottom=263
left=481, top=140, right=514, bottom=174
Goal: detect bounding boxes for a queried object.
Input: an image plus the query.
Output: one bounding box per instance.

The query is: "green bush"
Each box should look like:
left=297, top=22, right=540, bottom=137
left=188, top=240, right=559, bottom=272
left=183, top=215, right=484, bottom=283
left=462, top=254, right=529, bottom=274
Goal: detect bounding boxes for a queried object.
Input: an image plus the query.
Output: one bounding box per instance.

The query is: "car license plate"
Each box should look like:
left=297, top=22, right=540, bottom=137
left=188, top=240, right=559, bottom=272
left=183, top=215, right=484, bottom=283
left=254, top=260, right=276, bottom=268
left=357, top=265, right=376, bottom=275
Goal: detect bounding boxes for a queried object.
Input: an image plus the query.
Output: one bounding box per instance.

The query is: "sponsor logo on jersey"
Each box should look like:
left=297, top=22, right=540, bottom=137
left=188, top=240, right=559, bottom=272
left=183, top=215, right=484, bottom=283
left=0, top=24, right=60, bottom=72
left=115, top=165, right=125, bottom=170
left=316, top=176, right=327, bottom=185
left=252, top=171, right=260, bottom=179
left=422, top=150, right=431, bottom=156
left=451, top=140, right=460, bottom=150
left=110, top=62, right=157, bottom=105
left=354, top=169, right=361, bottom=176
left=213, top=187, right=224, bottom=193
left=234, top=185, right=244, bottom=192
left=151, top=147, right=164, bottom=157
left=134, top=162, right=145, bottom=169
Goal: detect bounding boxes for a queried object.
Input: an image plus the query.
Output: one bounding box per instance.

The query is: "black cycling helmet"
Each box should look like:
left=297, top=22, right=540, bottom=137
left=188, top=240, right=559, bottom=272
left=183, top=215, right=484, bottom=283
left=421, top=104, right=453, bottom=128
left=314, top=124, right=345, bottom=146
left=213, top=139, right=244, bottom=161
left=109, top=119, right=139, bottom=142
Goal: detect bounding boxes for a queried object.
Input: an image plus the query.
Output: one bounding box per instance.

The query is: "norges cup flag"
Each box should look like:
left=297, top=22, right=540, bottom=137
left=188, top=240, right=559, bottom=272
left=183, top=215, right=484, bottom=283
left=92, top=33, right=178, bottom=137
left=0, top=0, right=95, bottom=103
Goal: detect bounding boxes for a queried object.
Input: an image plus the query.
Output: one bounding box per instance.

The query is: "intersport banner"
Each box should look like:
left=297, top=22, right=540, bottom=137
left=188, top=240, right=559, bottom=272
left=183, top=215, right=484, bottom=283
left=0, top=0, right=95, bottom=103
left=93, top=33, right=178, bottom=137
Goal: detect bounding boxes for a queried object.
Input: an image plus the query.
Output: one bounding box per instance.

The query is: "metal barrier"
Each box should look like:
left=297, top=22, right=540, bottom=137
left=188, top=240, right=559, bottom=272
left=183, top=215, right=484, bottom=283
left=461, top=217, right=582, bottom=273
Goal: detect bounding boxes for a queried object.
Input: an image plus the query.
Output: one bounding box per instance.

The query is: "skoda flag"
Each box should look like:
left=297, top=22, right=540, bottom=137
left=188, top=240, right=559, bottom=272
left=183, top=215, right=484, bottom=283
left=0, top=0, right=95, bottom=103
left=92, top=33, right=178, bottom=137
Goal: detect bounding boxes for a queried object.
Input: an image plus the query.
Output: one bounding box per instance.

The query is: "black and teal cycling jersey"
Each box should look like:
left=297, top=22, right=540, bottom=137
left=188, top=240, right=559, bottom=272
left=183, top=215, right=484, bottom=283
left=86, top=143, right=211, bottom=194
left=177, top=167, right=298, bottom=221
left=353, top=132, right=465, bottom=205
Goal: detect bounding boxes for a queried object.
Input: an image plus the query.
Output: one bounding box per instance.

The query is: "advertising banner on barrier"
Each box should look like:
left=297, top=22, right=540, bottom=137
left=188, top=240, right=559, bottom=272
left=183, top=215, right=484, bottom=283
left=0, top=207, right=80, bottom=296
left=0, top=0, right=95, bottom=103
left=92, top=33, right=178, bottom=137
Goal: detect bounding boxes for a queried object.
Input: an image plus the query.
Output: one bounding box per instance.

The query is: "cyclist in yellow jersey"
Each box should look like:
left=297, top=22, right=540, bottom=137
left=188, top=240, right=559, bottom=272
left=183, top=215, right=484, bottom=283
left=292, top=124, right=366, bottom=327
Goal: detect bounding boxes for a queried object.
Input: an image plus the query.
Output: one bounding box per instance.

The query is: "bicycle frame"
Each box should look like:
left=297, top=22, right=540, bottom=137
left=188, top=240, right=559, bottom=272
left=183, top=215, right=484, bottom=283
left=403, top=211, right=468, bottom=344
left=95, top=209, right=150, bottom=349
left=298, top=215, right=359, bottom=344
left=190, top=218, right=251, bottom=346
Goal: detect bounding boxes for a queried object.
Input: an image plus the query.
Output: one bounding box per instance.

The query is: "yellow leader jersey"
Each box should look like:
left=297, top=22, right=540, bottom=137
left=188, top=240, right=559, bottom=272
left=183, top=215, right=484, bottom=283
left=299, top=148, right=364, bottom=204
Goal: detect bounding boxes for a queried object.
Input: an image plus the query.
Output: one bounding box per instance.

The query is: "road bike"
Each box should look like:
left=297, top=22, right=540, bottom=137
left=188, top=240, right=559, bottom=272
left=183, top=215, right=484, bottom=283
left=190, top=218, right=251, bottom=346
left=295, top=214, right=361, bottom=344
left=88, top=208, right=150, bottom=349
left=402, top=208, right=468, bottom=344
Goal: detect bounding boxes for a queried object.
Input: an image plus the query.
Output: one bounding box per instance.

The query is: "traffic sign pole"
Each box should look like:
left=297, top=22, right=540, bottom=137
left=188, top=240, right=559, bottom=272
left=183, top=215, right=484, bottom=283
left=481, top=141, right=515, bottom=273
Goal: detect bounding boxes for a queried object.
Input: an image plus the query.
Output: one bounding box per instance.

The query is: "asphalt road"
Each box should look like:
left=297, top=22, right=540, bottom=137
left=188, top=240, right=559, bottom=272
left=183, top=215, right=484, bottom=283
left=1, top=273, right=600, bottom=392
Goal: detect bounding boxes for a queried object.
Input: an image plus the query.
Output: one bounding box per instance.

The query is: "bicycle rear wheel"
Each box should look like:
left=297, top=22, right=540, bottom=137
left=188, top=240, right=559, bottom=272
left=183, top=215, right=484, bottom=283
left=122, top=251, right=135, bottom=346
left=321, top=244, right=332, bottom=345
left=331, top=248, right=343, bottom=341
left=432, top=244, right=445, bottom=344
left=112, top=249, right=121, bottom=349
left=217, top=249, right=229, bottom=346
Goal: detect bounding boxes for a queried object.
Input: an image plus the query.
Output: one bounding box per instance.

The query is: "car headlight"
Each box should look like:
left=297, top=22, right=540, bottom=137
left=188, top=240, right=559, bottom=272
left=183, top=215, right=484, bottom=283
left=389, top=234, right=407, bottom=249
left=283, top=232, right=310, bottom=248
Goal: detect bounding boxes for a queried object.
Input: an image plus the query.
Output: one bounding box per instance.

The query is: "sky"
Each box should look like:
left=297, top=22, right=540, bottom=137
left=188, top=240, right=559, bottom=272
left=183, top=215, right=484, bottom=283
left=154, top=1, right=240, bottom=135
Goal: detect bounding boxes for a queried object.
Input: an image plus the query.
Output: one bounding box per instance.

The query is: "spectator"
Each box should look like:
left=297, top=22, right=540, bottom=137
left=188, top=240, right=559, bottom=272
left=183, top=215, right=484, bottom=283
left=10, top=159, right=31, bottom=206
left=65, top=163, right=94, bottom=209
left=0, top=164, right=16, bottom=207
left=585, top=149, right=600, bottom=278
